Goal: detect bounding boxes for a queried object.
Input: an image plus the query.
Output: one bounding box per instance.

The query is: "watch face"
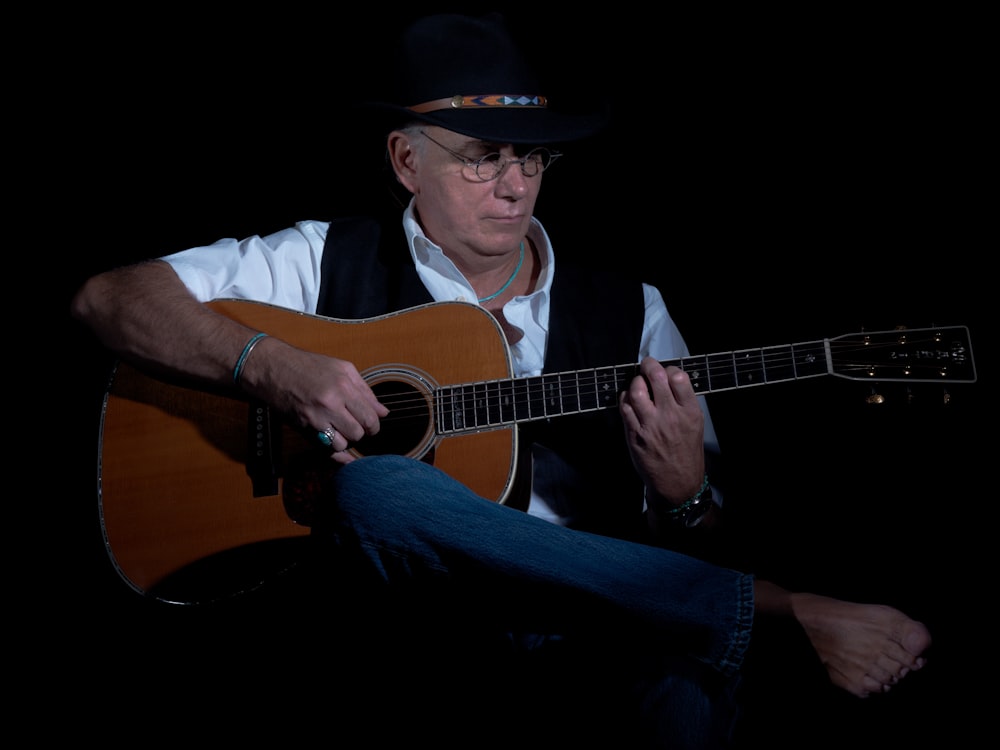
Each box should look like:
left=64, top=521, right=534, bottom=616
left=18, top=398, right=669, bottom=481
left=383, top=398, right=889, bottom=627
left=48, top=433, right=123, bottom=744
left=684, top=497, right=713, bottom=528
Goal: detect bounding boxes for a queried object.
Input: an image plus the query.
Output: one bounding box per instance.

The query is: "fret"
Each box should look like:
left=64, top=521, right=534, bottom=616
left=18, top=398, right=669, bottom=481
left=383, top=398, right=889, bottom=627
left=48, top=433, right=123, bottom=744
left=497, top=378, right=515, bottom=424
left=541, top=374, right=561, bottom=416
left=704, top=353, right=737, bottom=393
left=436, top=385, right=449, bottom=432
left=558, top=371, right=580, bottom=414
left=680, top=354, right=710, bottom=393
left=733, top=348, right=766, bottom=387
left=438, top=384, right=462, bottom=432
left=471, top=382, right=489, bottom=428
left=483, top=380, right=502, bottom=426
left=534, top=376, right=549, bottom=418
left=455, top=383, right=472, bottom=429
left=458, top=382, right=476, bottom=429
left=578, top=369, right=599, bottom=412
left=510, top=377, right=528, bottom=421
left=793, top=341, right=829, bottom=378
left=760, top=344, right=796, bottom=384
left=595, top=366, right=621, bottom=408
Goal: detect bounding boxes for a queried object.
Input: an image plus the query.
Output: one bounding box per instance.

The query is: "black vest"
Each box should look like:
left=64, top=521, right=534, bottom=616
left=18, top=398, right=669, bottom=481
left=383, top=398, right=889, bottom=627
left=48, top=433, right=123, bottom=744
left=316, top=216, right=649, bottom=541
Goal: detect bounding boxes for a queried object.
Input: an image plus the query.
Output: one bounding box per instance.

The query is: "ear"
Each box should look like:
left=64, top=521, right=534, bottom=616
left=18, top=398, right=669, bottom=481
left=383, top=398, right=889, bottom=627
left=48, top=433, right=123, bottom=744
left=386, top=130, right=419, bottom=194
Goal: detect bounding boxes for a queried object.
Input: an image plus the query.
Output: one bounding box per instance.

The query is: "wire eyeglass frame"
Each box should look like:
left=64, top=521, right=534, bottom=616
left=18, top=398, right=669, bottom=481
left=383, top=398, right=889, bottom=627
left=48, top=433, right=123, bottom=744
left=420, top=129, right=562, bottom=181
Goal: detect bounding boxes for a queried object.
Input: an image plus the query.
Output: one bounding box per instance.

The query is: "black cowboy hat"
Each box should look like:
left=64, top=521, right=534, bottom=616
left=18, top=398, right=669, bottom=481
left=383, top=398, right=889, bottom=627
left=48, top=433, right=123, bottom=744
left=360, top=12, right=609, bottom=145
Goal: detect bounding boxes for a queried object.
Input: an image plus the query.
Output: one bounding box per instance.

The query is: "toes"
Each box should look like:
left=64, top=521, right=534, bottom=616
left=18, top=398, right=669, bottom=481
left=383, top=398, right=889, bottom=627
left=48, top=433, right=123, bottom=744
left=859, top=673, right=884, bottom=697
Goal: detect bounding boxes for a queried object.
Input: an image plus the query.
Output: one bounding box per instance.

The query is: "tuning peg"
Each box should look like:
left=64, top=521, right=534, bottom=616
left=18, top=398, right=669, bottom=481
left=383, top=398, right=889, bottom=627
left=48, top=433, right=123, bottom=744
left=865, top=387, right=885, bottom=405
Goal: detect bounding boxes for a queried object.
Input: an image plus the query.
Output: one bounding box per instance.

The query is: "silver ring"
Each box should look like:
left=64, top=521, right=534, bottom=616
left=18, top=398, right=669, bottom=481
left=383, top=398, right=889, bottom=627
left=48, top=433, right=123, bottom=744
left=317, top=427, right=337, bottom=447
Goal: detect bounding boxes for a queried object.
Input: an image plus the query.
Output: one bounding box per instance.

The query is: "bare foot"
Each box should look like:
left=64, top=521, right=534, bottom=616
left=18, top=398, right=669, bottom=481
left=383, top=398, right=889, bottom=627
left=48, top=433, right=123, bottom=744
left=789, top=592, right=931, bottom=697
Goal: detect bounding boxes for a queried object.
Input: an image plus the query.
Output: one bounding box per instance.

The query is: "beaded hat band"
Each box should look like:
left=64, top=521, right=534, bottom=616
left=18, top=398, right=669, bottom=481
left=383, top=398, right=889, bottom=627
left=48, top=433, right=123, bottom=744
left=409, top=95, right=549, bottom=114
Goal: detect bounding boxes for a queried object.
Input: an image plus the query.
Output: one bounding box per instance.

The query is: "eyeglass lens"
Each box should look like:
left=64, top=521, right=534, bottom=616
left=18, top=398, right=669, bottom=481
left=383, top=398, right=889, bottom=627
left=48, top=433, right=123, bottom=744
left=473, top=150, right=556, bottom=180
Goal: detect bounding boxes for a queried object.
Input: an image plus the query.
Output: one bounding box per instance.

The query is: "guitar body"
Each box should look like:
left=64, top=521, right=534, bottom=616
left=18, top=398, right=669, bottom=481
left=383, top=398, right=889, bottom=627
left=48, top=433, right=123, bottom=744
left=98, top=299, right=517, bottom=602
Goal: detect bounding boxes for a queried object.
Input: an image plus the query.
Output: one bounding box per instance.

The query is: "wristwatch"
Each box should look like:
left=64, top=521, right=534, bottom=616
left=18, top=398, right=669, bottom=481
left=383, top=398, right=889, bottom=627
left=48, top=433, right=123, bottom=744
left=675, top=486, right=714, bottom=527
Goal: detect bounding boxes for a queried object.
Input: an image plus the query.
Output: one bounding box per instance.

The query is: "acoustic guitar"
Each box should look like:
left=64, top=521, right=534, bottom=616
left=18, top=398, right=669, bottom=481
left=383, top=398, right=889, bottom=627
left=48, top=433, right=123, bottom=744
left=96, top=299, right=976, bottom=603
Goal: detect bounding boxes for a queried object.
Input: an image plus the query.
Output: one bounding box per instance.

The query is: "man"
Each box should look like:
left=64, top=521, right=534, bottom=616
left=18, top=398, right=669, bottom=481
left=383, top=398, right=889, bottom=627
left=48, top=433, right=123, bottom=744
left=71, top=12, right=930, bottom=747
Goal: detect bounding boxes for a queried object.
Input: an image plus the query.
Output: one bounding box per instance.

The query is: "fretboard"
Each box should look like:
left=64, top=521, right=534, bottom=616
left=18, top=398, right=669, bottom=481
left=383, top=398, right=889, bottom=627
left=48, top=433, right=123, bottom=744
left=436, top=339, right=830, bottom=435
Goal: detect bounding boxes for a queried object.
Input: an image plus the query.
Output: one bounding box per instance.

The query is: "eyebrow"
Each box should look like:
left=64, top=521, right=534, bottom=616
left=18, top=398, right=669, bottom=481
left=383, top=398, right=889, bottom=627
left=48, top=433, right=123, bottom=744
left=455, top=138, right=503, bottom=153
left=474, top=140, right=543, bottom=155
left=446, top=134, right=541, bottom=155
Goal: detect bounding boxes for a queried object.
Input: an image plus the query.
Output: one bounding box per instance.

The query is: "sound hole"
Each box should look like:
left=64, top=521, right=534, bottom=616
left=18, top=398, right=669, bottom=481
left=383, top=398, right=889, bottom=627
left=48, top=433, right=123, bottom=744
left=353, top=379, right=432, bottom=458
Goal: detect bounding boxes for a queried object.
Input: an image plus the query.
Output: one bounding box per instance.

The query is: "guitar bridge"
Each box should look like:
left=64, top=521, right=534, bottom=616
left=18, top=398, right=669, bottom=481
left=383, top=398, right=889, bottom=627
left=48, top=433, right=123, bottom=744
left=246, top=400, right=280, bottom=496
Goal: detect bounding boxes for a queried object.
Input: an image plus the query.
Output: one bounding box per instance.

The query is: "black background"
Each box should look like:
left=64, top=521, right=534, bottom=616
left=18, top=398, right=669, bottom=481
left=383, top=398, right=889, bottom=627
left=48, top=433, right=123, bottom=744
left=53, top=6, right=987, bottom=746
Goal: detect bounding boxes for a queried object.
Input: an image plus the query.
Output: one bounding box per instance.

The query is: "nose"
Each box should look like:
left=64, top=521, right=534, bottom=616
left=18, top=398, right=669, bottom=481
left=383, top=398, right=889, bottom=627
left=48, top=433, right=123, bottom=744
left=494, top=157, right=533, bottom=197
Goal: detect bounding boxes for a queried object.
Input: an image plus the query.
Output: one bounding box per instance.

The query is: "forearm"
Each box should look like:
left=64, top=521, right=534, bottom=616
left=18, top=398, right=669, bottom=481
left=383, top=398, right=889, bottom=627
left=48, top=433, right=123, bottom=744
left=71, top=258, right=388, bottom=446
left=70, top=259, right=261, bottom=387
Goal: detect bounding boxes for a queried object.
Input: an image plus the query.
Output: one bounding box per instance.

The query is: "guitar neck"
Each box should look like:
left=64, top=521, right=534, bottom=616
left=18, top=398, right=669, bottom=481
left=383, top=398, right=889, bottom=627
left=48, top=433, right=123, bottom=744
left=436, top=326, right=976, bottom=435
left=436, top=340, right=828, bottom=434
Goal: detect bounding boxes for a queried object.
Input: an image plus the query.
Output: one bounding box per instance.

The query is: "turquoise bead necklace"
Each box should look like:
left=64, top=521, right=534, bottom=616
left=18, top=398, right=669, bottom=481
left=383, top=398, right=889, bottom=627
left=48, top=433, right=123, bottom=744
left=477, top=241, right=525, bottom=303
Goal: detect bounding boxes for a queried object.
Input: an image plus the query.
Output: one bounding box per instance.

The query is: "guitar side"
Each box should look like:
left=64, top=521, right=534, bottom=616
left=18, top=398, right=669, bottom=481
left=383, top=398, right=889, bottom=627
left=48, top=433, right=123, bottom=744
left=97, top=300, right=517, bottom=603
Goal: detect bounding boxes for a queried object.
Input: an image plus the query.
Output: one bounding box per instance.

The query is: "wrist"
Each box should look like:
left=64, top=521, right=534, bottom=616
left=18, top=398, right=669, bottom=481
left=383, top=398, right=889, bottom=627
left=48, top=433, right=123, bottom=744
left=233, top=331, right=269, bottom=386
left=658, top=475, right=714, bottom=528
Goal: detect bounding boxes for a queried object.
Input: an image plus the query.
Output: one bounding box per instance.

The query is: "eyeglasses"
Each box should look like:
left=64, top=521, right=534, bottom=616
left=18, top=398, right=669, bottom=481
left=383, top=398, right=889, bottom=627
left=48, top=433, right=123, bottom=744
left=420, top=130, right=562, bottom=182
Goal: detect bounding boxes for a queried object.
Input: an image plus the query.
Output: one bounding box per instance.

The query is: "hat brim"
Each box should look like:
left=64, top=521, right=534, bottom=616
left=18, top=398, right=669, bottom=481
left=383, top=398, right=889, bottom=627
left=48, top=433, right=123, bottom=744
left=358, top=101, right=609, bottom=145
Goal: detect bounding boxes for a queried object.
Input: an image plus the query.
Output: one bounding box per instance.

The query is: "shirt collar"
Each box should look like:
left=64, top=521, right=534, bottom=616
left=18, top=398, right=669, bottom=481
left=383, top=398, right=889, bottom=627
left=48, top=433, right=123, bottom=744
left=401, top=197, right=555, bottom=302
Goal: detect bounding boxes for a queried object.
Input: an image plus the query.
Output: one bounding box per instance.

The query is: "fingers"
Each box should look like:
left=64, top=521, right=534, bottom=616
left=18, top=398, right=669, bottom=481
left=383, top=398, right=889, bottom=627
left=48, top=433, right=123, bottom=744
left=317, top=425, right=351, bottom=453
left=326, top=365, right=390, bottom=438
left=313, top=406, right=373, bottom=457
left=273, top=349, right=388, bottom=444
left=621, top=359, right=696, bottom=418
left=312, top=364, right=390, bottom=444
left=332, top=397, right=387, bottom=443
left=316, top=424, right=360, bottom=466
left=642, top=358, right=698, bottom=406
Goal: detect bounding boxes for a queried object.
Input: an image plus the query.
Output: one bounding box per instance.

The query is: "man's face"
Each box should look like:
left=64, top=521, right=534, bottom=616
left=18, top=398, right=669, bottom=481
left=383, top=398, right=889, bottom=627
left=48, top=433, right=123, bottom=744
left=408, top=126, right=543, bottom=260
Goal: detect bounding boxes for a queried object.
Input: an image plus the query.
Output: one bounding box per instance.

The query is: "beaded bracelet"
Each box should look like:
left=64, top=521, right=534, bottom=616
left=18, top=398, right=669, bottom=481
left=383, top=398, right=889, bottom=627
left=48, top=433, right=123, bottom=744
left=666, top=474, right=711, bottom=519
left=233, top=332, right=268, bottom=384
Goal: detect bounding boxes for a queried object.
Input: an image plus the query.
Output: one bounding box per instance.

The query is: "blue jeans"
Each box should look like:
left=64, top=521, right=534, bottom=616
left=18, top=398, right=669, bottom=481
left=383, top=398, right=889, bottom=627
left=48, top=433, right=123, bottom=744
left=312, top=454, right=753, bottom=747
